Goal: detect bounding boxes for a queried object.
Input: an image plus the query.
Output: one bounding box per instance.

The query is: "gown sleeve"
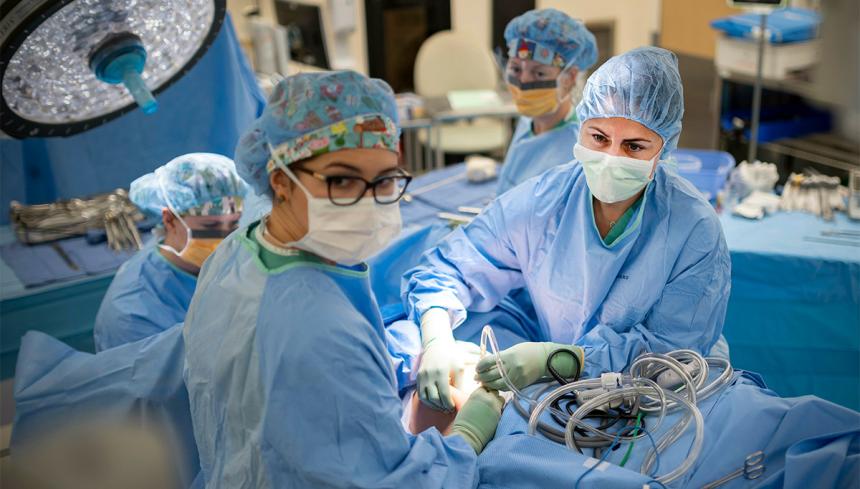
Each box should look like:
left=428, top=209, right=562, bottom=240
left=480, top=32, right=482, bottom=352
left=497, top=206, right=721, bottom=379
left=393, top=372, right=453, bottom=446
left=401, top=178, right=549, bottom=328
left=257, top=273, right=479, bottom=488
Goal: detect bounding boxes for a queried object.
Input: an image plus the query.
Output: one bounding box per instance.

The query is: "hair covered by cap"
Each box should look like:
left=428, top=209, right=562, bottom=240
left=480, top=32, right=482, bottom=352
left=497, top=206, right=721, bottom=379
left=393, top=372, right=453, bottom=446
left=235, top=70, right=401, bottom=196
left=129, top=153, right=247, bottom=218
left=504, top=8, right=598, bottom=71
left=576, top=46, right=684, bottom=158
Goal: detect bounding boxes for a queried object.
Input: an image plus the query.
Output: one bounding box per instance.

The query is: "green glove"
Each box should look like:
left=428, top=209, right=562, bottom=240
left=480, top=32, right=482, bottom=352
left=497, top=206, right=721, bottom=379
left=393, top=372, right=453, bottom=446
left=450, top=387, right=504, bottom=454
left=475, top=342, right=584, bottom=391
left=417, top=308, right=461, bottom=412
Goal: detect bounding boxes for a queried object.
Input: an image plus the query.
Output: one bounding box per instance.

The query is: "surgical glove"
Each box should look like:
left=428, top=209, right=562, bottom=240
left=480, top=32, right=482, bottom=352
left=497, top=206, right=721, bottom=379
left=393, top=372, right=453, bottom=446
left=475, top=342, right=584, bottom=391
left=449, top=387, right=504, bottom=454
left=417, top=308, right=460, bottom=411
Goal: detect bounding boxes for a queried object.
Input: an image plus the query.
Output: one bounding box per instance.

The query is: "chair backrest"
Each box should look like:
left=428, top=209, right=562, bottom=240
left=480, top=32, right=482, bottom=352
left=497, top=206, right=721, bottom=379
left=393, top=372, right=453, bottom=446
left=413, top=31, right=498, bottom=97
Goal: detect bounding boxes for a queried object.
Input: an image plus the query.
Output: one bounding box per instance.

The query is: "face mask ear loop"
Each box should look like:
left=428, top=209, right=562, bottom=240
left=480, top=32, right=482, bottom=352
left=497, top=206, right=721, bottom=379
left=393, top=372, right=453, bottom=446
left=156, top=168, right=193, bottom=257
left=267, top=143, right=314, bottom=200
left=556, top=67, right=574, bottom=107
left=263, top=143, right=319, bottom=251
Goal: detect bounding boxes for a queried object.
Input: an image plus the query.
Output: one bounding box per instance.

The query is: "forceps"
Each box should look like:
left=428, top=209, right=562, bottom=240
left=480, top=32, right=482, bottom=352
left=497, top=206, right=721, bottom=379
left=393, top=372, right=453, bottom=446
left=701, top=451, right=765, bottom=489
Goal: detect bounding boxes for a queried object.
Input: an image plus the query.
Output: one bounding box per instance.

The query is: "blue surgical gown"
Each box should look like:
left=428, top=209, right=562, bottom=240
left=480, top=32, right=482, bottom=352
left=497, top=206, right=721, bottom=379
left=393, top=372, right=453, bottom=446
left=94, top=246, right=197, bottom=351
left=183, top=223, right=478, bottom=488
left=403, top=163, right=731, bottom=378
left=496, top=115, right=579, bottom=195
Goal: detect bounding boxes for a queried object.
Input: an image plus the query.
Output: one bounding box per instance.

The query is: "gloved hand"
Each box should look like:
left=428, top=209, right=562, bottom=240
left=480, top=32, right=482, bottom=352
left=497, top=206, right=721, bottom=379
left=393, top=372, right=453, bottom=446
left=475, top=342, right=584, bottom=391
left=450, top=387, right=504, bottom=454
left=417, top=308, right=461, bottom=412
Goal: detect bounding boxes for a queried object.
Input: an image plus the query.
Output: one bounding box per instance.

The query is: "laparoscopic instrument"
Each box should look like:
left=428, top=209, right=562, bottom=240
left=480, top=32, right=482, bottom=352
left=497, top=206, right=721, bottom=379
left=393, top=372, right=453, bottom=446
left=479, top=326, right=741, bottom=486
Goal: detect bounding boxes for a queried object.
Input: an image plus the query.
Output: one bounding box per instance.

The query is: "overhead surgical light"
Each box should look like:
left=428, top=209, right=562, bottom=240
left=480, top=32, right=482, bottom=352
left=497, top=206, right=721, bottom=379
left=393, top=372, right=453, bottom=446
left=0, top=0, right=227, bottom=138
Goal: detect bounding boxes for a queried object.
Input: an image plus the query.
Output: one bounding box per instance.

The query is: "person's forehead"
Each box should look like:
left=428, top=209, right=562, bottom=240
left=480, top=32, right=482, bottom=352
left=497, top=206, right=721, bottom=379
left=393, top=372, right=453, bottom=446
left=583, top=117, right=660, bottom=140
left=508, top=58, right=555, bottom=71
left=304, top=148, right=398, bottom=168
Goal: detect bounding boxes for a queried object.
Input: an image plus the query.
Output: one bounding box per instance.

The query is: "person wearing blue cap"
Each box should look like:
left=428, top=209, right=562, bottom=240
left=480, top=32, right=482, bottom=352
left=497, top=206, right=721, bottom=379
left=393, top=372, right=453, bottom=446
left=404, top=47, right=731, bottom=408
left=497, top=8, right=598, bottom=195
left=183, top=70, right=504, bottom=488
left=93, top=153, right=246, bottom=352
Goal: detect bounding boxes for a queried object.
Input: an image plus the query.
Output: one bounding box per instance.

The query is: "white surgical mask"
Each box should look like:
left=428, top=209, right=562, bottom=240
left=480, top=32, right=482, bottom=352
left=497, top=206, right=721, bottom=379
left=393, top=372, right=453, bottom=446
left=574, top=143, right=658, bottom=203
left=266, top=165, right=402, bottom=266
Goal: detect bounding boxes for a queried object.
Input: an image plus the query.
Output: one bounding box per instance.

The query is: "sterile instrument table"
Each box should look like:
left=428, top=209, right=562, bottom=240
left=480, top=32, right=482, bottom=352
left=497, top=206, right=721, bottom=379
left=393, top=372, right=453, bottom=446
left=719, top=212, right=860, bottom=410
left=0, top=226, right=117, bottom=379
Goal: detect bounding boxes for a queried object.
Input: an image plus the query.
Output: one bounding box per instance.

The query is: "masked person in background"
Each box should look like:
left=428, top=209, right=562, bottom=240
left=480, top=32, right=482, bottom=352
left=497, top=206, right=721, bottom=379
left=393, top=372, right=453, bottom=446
left=183, top=71, right=504, bottom=488
left=404, top=47, right=731, bottom=409
left=93, top=153, right=245, bottom=352
left=497, top=8, right=598, bottom=195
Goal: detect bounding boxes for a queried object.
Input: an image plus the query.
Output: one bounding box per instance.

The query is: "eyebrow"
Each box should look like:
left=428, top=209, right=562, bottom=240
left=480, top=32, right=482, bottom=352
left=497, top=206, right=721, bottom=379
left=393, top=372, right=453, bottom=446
left=586, top=126, right=653, bottom=143
left=321, top=162, right=362, bottom=173
left=322, top=162, right=401, bottom=178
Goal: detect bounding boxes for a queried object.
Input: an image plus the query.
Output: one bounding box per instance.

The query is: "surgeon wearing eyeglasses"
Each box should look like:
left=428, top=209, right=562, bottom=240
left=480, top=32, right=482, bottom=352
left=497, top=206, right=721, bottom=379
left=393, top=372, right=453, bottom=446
left=93, top=153, right=245, bottom=352
left=403, top=47, right=731, bottom=411
left=497, top=9, right=598, bottom=196
left=183, top=71, right=504, bottom=488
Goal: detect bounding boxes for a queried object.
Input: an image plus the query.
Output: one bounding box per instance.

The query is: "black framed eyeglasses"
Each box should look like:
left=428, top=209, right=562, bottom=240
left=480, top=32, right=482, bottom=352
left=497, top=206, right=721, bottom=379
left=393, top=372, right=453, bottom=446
left=292, top=167, right=413, bottom=206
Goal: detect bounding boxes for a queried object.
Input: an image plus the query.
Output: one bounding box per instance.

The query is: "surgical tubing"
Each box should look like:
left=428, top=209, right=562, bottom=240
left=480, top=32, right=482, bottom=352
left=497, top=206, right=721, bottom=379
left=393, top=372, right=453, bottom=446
left=699, top=357, right=734, bottom=401
left=480, top=325, right=578, bottom=423
left=638, top=357, right=732, bottom=479
left=568, top=382, right=705, bottom=484
left=528, top=378, right=667, bottom=445
left=630, top=353, right=699, bottom=412
left=629, top=353, right=703, bottom=480
left=480, top=325, right=731, bottom=485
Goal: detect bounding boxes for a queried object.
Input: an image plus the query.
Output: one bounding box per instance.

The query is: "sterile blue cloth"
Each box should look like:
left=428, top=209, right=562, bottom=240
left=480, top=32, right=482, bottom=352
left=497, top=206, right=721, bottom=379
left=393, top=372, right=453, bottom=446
left=710, top=8, right=821, bottom=44
left=130, top=153, right=247, bottom=218
left=720, top=211, right=860, bottom=410
left=234, top=71, right=401, bottom=196
left=0, top=236, right=137, bottom=288
left=496, top=115, right=579, bottom=195
left=370, top=222, right=455, bottom=317
left=403, top=162, right=730, bottom=378
left=93, top=245, right=197, bottom=351
left=402, top=165, right=498, bottom=218
left=183, top=223, right=479, bottom=488
left=576, top=47, right=683, bottom=158
left=0, top=241, right=87, bottom=287
left=12, top=326, right=200, bottom=488
left=478, top=372, right=860, bottom=488
left=504, top=9, right=598, bottom=71
left=0, top=15, right=264, bottom=225
left=59, top=237, right=139, bottom=274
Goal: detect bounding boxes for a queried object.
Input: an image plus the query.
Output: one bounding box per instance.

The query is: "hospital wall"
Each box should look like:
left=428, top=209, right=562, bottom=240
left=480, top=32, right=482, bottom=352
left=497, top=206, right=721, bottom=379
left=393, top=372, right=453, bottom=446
left=228, top=0, right=370, bottom=73
left=228, top=0, right=662, bottom=74
left=538, top=0, right=661, bottom=54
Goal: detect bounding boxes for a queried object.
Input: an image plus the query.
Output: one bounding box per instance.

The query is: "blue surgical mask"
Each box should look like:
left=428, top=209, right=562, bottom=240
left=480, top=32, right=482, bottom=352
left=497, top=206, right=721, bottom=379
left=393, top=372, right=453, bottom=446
left=574, top=143, right=658, bottom=203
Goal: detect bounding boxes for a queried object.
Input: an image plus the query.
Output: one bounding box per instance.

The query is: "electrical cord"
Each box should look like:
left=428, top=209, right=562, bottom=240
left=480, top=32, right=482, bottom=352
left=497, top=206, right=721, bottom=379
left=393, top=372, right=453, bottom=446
left=480, top=325, right=732, bottom=485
